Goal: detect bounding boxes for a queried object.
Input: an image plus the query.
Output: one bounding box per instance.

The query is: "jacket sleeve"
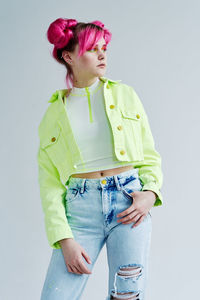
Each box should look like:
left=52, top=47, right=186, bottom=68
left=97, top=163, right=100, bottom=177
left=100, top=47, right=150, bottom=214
left=37, top=146, right=74, bottom=249
left=131, top=87, right=164, bottom=206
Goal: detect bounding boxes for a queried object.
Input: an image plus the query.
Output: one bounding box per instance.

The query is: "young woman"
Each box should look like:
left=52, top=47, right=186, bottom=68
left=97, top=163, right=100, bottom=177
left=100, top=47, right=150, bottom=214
left=37, top=18, right=163, bottom=300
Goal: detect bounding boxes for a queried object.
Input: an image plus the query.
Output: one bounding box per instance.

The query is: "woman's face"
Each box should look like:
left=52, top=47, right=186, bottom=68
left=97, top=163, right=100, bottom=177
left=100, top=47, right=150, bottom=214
left=63, top=36, right=107, bottom=82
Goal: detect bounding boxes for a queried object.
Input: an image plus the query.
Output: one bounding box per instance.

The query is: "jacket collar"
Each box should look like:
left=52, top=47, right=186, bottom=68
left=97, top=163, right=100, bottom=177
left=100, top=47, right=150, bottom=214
left=98, top=76, right=121, bottom=84
left=48, top=76, right=121, bottom=103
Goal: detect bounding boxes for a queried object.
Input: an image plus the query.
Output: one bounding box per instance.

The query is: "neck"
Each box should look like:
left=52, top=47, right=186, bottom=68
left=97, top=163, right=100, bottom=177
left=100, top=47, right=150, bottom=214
left=72, top=77, right=99, bottom=88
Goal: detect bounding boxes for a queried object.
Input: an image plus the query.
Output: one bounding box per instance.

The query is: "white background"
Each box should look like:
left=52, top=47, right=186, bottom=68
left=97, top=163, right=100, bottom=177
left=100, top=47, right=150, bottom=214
left=1, top=0, right=200, bottom=299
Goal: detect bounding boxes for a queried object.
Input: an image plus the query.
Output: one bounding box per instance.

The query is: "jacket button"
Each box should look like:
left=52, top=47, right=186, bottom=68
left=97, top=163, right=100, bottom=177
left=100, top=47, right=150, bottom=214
left=136, top=114, right=140, bottom=119
left=120, top=150, right=125, bottom=155
left=51, top=137, right=56, bottom=142
left=110, top=104, right=115, bottom=109
left=106, top=84, right=110, bottom=89
left=117, top=125, right=123, bottom=130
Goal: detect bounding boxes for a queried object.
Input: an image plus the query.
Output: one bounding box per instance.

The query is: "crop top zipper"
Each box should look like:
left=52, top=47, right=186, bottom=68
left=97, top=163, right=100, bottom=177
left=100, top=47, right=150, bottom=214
left=85, top=87, right=93, bottom=123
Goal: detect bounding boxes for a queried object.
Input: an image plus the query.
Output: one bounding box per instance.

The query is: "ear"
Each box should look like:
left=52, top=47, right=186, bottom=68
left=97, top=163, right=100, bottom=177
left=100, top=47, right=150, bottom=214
left=62, top=50, right=72, bottom=64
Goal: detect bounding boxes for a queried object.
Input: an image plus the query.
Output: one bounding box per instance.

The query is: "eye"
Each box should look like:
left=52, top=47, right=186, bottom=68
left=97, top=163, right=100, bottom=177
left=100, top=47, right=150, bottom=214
left=87, top=47, right=107, bottom=52
left=87, top=48, right=97, bottom=52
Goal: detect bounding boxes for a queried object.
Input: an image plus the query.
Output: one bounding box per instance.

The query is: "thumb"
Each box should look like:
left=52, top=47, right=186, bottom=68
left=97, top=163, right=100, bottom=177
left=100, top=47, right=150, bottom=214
left=81, top=249, right=92, bottom=264
left=130, top=191, right=136, bottom=200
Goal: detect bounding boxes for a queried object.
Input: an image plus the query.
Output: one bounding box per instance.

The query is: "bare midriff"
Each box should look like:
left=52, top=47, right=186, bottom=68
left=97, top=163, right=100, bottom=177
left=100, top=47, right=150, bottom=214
left=71, top=165, right=134, bottom=179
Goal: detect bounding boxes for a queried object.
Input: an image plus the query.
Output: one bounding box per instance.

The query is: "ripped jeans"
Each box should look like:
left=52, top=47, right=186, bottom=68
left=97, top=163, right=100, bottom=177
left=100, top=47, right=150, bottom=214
left=40, top=168, right=152, bottom=300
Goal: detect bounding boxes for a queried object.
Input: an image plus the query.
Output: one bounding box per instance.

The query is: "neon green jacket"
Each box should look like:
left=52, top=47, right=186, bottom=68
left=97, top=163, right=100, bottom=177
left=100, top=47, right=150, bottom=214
left=37, top=76, right=163, bottom=249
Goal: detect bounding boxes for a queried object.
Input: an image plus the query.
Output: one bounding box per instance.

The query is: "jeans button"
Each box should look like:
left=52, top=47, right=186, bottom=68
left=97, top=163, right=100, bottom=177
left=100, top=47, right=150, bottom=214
left=101, top=179, right=107, bottom=184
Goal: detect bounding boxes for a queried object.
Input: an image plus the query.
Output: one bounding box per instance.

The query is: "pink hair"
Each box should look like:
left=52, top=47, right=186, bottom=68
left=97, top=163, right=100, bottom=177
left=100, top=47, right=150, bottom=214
left=46, top=18, right=112, bottom=89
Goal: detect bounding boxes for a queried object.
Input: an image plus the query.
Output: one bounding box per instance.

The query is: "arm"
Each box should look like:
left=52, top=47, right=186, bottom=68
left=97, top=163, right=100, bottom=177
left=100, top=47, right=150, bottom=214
left=131, top=88, right=164, bottom=206
left=37, top=146, right=74, bottom=248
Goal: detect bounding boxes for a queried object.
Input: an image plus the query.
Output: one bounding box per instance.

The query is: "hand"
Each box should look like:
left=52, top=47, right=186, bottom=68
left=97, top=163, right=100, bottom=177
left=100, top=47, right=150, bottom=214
left=116, top=190, right=156, bottom=228
left=59, top=238, right=92, bottom=275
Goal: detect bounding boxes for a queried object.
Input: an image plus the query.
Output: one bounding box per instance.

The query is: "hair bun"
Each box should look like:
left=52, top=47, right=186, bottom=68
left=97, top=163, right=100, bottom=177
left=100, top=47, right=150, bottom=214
left=47, top=18, right=77, bottom=49
left=91, top=20, right=105, bottom=29
left=63, top=19, right=77, bottom=32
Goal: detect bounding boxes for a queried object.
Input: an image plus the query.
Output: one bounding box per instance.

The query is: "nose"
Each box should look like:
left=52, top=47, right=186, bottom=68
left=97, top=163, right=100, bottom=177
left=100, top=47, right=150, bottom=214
left=98, top=54, right=106, bottom=65
left=97, top=48, right=106, bottom=57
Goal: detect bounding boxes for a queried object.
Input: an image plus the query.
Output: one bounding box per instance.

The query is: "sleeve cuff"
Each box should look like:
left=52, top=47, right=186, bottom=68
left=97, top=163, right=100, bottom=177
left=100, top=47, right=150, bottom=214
left=48, top=228, right=74, bottom=249
left=141, top=183, right=163, bottom=206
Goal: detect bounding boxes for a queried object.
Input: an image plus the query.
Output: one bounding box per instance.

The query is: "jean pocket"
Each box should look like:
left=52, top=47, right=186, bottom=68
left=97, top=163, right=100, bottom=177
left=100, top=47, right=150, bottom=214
left=121, top=188, right=134, bottom=201
left=121, top=177, right=142, bottom=201
left=66, top=187, right=80, bottom=203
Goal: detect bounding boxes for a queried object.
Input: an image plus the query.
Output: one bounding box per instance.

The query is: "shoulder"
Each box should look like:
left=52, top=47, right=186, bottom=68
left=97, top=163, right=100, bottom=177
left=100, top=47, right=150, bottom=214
left=38, top=91, right=61, bottom=144
left=108, top=78, right=140, bottom=97
left=109, top=79, right=144, bottom=108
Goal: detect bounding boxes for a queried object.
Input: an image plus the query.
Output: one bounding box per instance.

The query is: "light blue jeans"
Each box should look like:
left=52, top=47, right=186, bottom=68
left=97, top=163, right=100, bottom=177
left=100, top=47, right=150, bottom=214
left=41, top=168, right=152, bottom=300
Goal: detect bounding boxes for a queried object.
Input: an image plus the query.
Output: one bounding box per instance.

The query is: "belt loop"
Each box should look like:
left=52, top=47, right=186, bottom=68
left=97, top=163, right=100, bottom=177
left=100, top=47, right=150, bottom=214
left=79, top=178, right=86, bottom=194
left=113, top=175, right=122, bottom=191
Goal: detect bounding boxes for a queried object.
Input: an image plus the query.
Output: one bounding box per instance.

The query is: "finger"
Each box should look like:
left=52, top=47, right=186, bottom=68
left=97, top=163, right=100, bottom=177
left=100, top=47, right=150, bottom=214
left=67, top=265, right=73, bottom=273
left=117, top=210, right=140, bottom=223
left=117, top=206, right=135, bottom=219
left=70, top=265, right=77, bottom=273
left=78, top=261, right=92, bottom=274
left=131, top=214, right=146, bottom=228
left=130, top=192, right=136, bottom=198
left=73, top=265, right=83, bottom=274
left=81, top=250, right=92, bottom=264
left=121, top=212, right=141, bottom=224
left=70, top=265, right=80, bottom=274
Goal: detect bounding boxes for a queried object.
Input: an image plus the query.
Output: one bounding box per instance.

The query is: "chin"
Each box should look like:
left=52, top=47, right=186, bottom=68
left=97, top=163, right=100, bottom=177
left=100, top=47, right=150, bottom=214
left=96, top=69, right=106, bottom=76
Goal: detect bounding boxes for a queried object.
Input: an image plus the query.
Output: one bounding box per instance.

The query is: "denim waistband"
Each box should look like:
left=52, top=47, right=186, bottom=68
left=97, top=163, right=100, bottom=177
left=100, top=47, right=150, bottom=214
left=66, top=168, right=140, bottom=193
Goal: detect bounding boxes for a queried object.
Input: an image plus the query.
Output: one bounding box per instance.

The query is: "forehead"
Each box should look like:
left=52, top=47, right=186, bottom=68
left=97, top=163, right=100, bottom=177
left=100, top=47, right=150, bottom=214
left=95, top=37, right=106, bottom=46
left=73, top=36, right=106, bottom=56
left=75, top=37, right=106, bottom=52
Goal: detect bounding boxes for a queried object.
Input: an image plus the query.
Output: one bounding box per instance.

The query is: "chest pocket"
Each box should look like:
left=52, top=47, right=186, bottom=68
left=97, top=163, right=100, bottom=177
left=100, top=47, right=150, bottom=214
left=39, top=124, right=72, bottom=182
left=120, top=108, right=144, bottom=160
left=40, top=125, right=61, bottom=149
left=120, top=110, right=141, bottom=121
left=40, top=125, right=64, bottom=168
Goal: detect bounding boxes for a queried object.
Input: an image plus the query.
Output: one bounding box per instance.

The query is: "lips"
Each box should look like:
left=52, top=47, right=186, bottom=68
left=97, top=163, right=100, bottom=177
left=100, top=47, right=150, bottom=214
left=97, top=64, right=106, bottom=67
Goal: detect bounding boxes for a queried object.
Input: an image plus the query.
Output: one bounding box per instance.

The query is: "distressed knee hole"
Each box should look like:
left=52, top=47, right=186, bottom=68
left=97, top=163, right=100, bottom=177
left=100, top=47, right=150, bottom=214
left=118, top=266, right=142, bottom=278
left=110, top=264, right=143, bottom=299
left=111, top=291, right=140, bottom=299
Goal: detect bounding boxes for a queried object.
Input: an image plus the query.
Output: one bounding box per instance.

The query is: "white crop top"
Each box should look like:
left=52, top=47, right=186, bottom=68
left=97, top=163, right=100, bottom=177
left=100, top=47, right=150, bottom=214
left=64, top=77, right=133, bottom=173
